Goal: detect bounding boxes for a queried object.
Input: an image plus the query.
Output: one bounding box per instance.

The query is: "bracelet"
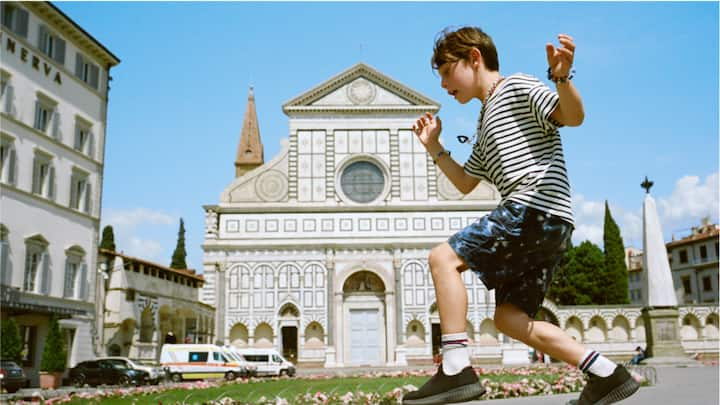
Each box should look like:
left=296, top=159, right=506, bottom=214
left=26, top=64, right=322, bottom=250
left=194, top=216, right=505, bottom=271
left=432, top=149, right=450, bottom=165
left=547, top=67, right=575, bottom=84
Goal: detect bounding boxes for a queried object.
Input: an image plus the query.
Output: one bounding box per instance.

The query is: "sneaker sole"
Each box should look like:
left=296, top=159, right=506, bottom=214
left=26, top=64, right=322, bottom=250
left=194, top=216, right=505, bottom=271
left=594, top=375, right=640, bottom=405
left=402, top=382, right=486, bottom=405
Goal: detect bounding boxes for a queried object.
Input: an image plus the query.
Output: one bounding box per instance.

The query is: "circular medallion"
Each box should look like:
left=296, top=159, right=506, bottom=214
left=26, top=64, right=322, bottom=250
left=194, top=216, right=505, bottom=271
left=255, top=170, right=288, bottom=202
left=437, top=172, right=463, bottom=200
left=347, top=78, right=376, bottom=105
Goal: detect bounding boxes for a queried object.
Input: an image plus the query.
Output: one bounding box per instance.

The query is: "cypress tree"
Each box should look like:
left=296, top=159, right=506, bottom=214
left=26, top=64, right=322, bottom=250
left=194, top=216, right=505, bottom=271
left=603, top=201, right=630, bottom=304
left=40, top=315, right=66, bottom=372
left=170, top=218, right=187, bottom=269
left=1, top=318, right=23, bottom=363
left=548, top=241, right=605, bottom=305
left=99, top=225, right=116, bottom=251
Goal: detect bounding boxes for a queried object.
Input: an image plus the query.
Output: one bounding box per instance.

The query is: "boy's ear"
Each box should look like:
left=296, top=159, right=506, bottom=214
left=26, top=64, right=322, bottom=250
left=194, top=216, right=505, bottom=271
left=469, top=48, right=483, bottom=68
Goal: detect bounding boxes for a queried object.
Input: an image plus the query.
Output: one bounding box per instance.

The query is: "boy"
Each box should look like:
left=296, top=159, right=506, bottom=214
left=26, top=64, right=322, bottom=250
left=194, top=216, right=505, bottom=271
left=402, top=27, right=640, bottom=405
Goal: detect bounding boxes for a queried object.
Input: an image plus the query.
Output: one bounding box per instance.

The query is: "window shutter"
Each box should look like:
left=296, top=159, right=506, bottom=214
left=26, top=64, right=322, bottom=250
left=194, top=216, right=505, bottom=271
left=34, top=101, right=41, bottom=130
left=75, top=53, right=84, bottom=78
left=54, top=37, right=66, bottom=65
left=38, top=25, right=48, bottom=53
left=4, top=84, right=12, bottom=114
left=41, top=252, right=50, bottom=294
left=0, top=240, right=9, bottom=285
left=85, top=182, right=92, bottom=214
left=79, top=263, right=88, bottom=300
left=63, top=261, right=72, bottom=297
left=16, top=8, right=28, bottom=38
left=48, top=166, right=55, bottom=200
left=8, top=148, right=16, bottom=185
left=87, top=132, right=95, bottom=159
left=89, top=64, right=99, bottom=89
left=69, top=174, right=77, bottom=209
left=31, top=159, right=40, bottom=194
left=51, top=111, right=60, bottom=140
left=74, top=126, right=82, bottom=150
left=23, top=250, right=33, bottom=291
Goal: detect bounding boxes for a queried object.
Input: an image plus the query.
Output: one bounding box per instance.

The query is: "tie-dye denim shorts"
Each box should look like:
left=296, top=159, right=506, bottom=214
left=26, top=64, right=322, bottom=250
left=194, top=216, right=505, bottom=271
left=447, top=200, right=573, bottom=318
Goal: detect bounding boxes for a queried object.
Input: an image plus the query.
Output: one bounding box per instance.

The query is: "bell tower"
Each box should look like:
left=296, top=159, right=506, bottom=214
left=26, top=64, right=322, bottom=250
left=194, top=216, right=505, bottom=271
left=234, top=86, right=264, bottom=177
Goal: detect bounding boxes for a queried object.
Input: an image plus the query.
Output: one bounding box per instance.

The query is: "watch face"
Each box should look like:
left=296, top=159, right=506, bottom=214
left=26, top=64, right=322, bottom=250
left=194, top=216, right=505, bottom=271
left=347, top=78, right=376, bottom=105
left=340, top=161, right=385, bottom=203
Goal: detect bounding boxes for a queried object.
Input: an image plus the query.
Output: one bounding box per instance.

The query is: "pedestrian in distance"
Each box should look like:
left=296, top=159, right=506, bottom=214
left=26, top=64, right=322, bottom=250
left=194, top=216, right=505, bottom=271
left=402, top=26, right=640, bottom=405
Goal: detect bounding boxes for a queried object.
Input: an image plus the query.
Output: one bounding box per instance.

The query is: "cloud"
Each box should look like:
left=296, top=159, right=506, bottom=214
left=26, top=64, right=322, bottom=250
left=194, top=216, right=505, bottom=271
left=572, top=172, right=719, bottom=249
left=101, top=208, right=176, bottom=263
left=103, top=208, right=174, bottom=228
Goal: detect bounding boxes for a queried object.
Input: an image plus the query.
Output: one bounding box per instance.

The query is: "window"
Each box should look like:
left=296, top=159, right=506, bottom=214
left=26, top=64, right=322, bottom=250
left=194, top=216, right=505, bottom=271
left=700, top=245, right=708, bottom=261
left=74, top=53, right=100, bottom=89
left=1, top=70, right=13, bottom=115
left=679, top=250, right=688, bottom=264
left=63, top=247, right=86, bottom=299
left=23, top=235, right=49, bottom=294
left=0, top=136, right=18, bottom=185
left=34, top=94, right=59, bottom=139
left=70, top=168, right=92, bottom=213
left=189, top=352, right=208, bottom=363
left=340, top=161, right=385, bottom=203
left=681, top=276, right=692, bottom=295
left=73, top=118, right=94, bottom=158
left=125, top=288, right=135, bottom=301
left=703, top=276, right=712, bottom=292
left=38, top=25, right=66, bottom=64
left=19, top=325, right=36, bottom=367
left=0, top=225, right=9, bottom=285
left=1, top=3, right=29, bottom=38
left=32, top=152, right=55, bottom=200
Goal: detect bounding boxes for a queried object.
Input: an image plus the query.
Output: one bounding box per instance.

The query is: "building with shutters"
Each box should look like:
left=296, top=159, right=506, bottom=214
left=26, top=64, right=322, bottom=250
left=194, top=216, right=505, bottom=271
left=200, top=63, right=719, bottom=367
left=0, top=1, right=119, bottom=384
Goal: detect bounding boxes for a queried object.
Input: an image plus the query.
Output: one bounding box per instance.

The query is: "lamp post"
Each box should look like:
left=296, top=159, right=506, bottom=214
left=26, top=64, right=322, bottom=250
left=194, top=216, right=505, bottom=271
left=95, top=251, right=110, bottom=356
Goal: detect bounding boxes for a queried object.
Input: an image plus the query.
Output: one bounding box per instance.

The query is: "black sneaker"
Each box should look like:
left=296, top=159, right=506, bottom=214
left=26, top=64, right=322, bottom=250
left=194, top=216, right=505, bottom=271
left=402, top=365, right=485, bottom=405
left=566, top=365, right=640, bottom=405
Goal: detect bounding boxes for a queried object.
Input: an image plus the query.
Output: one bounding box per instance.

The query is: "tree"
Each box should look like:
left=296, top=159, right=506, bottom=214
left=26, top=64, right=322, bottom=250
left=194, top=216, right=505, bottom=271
left=40, top=316, right=66, bottom=372
left=99, top=225, right=116, bottom=251
left=547, top=241, right=606, bottom=305
left=603, top=201, right=630, bottom=304
left=1, top=318, right=22, bottom=363
left=170, top=218, right=187, bottom=269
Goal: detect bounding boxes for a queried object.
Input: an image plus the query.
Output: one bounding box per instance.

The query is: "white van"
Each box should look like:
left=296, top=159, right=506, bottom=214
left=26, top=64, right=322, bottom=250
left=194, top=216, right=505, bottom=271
left=237, top=348, right=295, bottom=377
left=220, top=346, right=257, bottom=377
left=160, top=344, right=245, bottom=382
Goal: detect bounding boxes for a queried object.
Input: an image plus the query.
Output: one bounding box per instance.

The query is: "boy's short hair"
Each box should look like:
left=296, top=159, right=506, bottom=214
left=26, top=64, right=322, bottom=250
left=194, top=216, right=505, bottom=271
left=432, top=26, right=499, bottom=72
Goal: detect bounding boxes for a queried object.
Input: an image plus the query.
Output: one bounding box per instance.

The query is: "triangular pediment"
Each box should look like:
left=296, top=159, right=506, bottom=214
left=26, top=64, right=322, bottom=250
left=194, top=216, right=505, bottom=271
left=282, top=63, right=440, bottom=114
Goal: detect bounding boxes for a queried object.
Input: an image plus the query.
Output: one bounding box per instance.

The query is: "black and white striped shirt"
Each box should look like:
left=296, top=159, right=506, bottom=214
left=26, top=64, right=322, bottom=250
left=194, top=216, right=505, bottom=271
left=464, top=73, right=574, bottom=225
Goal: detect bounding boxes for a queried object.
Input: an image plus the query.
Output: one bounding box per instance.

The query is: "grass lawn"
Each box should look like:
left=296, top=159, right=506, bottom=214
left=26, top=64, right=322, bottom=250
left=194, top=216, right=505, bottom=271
left=64, top=372, right=564, bottom=404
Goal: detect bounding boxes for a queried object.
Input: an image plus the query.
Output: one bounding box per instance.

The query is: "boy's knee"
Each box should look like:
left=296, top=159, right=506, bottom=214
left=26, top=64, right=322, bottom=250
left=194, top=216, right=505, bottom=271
left=428, top=244, right=451, bottom=271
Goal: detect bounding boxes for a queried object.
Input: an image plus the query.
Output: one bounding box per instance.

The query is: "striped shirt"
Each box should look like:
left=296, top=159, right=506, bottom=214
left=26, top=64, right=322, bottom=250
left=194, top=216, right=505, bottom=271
left=464, top=73, right=574, bottom=225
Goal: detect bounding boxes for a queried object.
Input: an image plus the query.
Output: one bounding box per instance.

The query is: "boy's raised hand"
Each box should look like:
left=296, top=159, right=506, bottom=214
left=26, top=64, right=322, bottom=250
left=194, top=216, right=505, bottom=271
left=546, top=34, right=575, bottom=79
left=412, top=112, right=442, bottom=147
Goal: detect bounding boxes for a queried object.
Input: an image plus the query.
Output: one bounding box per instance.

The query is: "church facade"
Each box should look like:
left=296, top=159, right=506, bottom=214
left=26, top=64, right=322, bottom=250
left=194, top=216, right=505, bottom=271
left=200, top=64, right=719, bottom=367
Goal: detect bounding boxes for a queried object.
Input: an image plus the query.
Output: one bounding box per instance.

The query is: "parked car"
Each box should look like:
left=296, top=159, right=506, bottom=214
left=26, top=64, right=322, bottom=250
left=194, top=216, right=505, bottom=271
left=96, top=357, right=165, bottom=384
left=69, top=359, right=148, bottom=387
left=0, top=360, right=28, bottom=393
left=237, top=348, right=295, bottom=377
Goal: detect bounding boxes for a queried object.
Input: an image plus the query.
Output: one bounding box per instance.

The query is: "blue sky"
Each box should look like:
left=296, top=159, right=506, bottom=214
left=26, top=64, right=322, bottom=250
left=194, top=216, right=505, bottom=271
left=55, top=2, right=719, bottom=273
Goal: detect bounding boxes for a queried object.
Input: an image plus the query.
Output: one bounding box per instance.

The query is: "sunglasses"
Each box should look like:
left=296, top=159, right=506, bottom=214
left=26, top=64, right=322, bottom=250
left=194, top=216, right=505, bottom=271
left=457, top=134, right=477, bottom=144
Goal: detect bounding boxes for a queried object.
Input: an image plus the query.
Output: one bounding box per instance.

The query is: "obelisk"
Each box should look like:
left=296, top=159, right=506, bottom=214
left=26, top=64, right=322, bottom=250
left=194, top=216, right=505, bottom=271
left=640, top=177, right=697, bottom=365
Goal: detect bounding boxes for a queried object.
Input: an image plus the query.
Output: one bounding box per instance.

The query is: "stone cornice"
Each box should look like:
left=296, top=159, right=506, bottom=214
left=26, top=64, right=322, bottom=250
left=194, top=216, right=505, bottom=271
left=282, top=63, right=440, bottom=114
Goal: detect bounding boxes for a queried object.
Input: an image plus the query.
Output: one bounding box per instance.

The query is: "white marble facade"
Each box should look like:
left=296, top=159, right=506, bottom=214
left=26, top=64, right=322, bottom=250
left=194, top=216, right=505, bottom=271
left=201, top=63, right=719, bottom=367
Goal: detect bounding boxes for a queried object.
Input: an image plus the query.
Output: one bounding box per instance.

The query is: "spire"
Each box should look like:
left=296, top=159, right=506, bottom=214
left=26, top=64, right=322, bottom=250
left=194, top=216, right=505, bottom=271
left=235, top=86, right=264, bottom=177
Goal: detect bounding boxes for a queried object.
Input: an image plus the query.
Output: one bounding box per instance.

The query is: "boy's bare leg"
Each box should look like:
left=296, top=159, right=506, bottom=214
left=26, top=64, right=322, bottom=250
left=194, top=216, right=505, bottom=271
left=428, top=242, right=469, bottom=334
left=494, top=303, right=586, bottom=364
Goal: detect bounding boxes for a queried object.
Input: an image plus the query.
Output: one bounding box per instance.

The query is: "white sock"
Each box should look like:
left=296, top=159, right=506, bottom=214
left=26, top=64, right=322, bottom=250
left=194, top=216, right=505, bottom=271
left=578, top=349, right=617, bottom=377
left=441, top=332, right=470, bottom=376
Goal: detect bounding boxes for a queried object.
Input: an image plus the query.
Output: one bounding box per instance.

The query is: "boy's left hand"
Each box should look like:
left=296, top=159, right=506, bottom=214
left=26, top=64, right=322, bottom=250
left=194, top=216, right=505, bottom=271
left=546, top=34, right=575, bottom=79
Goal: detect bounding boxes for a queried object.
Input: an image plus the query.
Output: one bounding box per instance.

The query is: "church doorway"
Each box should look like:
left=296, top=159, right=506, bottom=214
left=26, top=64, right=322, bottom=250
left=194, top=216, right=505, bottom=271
left=281, top=326, right=298, bottom=363
left=343, top=270, right=386, bottom=366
